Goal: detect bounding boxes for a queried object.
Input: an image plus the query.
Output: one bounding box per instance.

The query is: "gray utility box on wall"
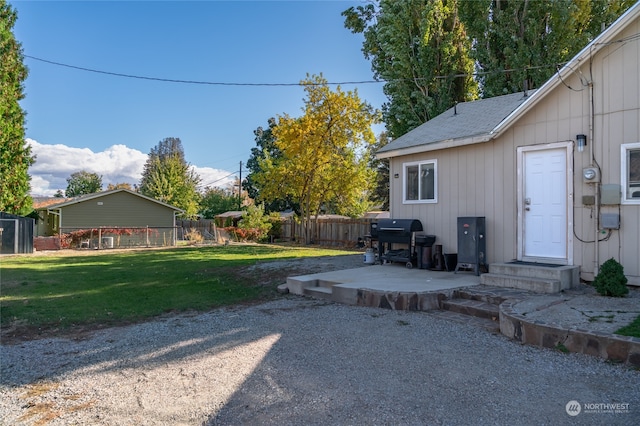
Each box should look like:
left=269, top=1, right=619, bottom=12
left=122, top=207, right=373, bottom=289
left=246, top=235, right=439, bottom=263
left=455, top=217, right=486, bottom=276
left=601, top=213, right=620, bottom=229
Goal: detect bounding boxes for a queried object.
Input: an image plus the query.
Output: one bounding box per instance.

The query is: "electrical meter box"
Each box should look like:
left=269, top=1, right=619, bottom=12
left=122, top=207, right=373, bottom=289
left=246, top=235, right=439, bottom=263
left=455, top=217, right=486, bottom=276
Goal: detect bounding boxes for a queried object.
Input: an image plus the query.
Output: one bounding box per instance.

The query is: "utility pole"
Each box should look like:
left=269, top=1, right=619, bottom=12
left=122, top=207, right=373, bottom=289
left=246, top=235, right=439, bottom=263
left=238, top=161, right=242, bottom=210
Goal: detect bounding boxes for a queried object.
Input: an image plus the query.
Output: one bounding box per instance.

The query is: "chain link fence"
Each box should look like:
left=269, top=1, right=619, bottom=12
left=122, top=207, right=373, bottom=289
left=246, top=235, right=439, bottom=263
left=58, top=227, right=178, bottom=249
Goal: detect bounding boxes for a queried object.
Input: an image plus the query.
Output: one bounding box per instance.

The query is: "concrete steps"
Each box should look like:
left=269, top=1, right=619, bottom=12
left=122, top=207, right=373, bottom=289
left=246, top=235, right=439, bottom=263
left=480, top=263, right=580, bottom=293
left=302, top=286, right=333, bottom=301
left=435, top=285, right=535, bottom=331
left=441, top=298, right=499, bottom=321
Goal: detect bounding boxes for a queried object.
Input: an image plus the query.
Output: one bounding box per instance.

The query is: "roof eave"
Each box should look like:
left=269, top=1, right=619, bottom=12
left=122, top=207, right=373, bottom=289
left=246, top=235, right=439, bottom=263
left=376, top=133, right=493, bottom=159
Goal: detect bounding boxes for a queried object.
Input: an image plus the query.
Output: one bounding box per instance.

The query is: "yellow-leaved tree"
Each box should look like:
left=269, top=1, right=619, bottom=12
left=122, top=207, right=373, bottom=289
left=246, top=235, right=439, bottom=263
left=255, top=74, right=380, bottom=243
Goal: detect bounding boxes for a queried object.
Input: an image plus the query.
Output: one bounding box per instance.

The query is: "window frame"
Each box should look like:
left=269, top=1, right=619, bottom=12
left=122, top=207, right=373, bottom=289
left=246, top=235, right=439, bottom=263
left=402, top=159, right=438, bottom=204
left=621, top=142, right=640, bottom=205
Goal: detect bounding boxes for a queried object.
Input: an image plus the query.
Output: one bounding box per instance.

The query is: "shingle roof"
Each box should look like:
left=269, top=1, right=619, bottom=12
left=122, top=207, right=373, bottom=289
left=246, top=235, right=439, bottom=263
left=377, top=91, right=532, bottom=155
left=37, top=189, right=183, bottom=212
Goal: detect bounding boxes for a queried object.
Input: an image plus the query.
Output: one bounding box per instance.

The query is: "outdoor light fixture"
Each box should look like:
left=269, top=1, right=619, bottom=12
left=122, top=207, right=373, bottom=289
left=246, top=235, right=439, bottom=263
left=576, top=134, right=587, bottom=152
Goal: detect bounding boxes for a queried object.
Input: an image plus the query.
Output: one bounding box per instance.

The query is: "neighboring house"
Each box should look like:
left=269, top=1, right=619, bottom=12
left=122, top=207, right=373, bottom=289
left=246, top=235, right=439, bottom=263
left=377, top=4, right=640, bottom=286
left=35, top=189, right=184, bottom=247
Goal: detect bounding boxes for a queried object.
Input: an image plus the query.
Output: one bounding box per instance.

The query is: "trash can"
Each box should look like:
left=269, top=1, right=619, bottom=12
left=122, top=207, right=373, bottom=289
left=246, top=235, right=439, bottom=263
left=415, top=234, right=436, bottom=269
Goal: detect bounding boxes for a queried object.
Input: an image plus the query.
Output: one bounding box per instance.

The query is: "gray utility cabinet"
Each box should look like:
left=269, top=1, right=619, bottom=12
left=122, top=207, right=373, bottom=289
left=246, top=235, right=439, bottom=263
left=455, top=217, right=486, bottom=276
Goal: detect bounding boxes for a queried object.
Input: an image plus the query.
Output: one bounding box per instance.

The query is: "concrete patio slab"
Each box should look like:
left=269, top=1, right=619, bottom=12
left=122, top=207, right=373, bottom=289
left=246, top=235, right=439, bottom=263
left=288, top=264, right=480, bottom=292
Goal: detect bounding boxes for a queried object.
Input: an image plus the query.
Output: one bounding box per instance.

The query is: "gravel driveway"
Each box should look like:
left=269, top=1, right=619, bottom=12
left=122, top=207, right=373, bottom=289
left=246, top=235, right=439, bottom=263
left=1, top=255, right=638, bottom=425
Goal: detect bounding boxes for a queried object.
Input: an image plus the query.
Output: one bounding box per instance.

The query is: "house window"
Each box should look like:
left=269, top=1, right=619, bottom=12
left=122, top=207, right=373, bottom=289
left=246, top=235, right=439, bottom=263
left=403, top=160, right=437, bottom=203
left=621, top=143, right=640, bottom=204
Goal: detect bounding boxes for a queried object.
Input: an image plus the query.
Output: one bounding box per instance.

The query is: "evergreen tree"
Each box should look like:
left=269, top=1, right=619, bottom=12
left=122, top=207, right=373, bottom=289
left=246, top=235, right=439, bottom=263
left=0, top=1, right=34, bottom=215
left=139, top=137, right=201, bottom=218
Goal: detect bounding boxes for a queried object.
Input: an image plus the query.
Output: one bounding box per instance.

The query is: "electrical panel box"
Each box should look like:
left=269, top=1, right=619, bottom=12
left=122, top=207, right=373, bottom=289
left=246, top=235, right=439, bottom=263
left=455, top=217, right=486, bottom=276
left=601, top=184, right=621, bottom=205
left=601, top=213, right=620, bottom=229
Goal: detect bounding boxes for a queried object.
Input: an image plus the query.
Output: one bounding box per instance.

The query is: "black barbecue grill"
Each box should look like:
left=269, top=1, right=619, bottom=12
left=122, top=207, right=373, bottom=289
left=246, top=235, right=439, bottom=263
left=376, top=219, right=424, bottom=268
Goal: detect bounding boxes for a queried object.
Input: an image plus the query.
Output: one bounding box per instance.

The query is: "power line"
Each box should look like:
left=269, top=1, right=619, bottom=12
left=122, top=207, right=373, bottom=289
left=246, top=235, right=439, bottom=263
left=22, top=33, right=640, bottom=86
left=23, top=54, right=566, bottom=87
left=24, top=55, right=383, bottom=87
left=199, top=171, right=238, bottom=188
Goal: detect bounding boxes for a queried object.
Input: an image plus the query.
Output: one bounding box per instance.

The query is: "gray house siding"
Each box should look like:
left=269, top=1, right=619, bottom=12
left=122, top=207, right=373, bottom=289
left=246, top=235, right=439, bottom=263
left=389, top=136, right=519, bottom=268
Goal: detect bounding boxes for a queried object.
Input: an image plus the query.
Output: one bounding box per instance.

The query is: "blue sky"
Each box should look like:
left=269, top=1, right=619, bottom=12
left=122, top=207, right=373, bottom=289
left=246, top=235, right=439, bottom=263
left=10, top=0, right=387, bottom=195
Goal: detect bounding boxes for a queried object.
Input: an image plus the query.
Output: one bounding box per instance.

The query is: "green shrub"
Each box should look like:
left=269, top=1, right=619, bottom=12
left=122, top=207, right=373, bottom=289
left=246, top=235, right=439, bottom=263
left=237, top=205, right=272, bottom=242
left=267, top=212, right=283, bottom=240
left=593, top=258, right=629, bottom=297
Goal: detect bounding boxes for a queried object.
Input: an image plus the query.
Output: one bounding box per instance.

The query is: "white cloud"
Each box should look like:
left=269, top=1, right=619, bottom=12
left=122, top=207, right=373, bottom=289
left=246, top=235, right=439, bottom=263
left=27, top=139, right=234, bottom=196
left=194, top=166, right=237, bottom=192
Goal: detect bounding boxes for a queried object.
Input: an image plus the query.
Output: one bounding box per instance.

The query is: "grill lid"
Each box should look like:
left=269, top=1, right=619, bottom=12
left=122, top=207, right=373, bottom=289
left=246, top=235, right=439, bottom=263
left=377, top=219, right=423, bottom=233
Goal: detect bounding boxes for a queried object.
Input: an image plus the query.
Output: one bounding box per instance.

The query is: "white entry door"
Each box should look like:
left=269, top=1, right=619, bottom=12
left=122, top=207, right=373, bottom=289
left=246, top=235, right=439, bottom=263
left=518, top=145, right=572, bottom=263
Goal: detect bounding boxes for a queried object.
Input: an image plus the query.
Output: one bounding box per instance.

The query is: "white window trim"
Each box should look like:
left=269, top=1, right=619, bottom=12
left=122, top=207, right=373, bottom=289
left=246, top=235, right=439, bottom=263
left=621, top=142, right=640, bottom=205
left=402, top=159, right=437, bottom=204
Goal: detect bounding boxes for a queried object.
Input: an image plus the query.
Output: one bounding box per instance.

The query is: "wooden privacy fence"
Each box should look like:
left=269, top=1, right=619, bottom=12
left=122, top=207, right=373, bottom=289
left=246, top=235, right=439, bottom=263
left=280, top=217, right=377, bottom=247
left=176, top=219, right=220, bottom=241
left=177, top=217, right=378, bottom=248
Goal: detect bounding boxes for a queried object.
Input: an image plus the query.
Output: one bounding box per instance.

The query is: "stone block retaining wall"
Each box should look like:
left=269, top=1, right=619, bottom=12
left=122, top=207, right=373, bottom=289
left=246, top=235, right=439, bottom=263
left=500, top=300, right=640, bottom=367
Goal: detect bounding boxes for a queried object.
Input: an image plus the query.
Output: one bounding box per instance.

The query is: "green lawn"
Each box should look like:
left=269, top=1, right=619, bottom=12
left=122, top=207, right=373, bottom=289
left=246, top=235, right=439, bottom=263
left=0, top=244, right=355, bottom=337
left=616, top=315, right=640, bottom=338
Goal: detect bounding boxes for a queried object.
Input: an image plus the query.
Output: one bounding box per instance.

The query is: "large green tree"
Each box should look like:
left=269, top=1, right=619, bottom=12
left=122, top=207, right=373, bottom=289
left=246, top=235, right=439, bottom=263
left=139, top=137, right=201, bottom=218
left=343, top=0, right=478, bottom=138
left=344, top=0, right=632, bottom=138
left=65, top=170, right=102, bottom=197
left=243, top=118, right=298, bottom=213
left=254, top=74, right=379, bottom=243
left=459, top=0, right=633, bottom=97
left=0, top=0, right=34, bottom=215
left=198, top=186, right=238, bottom=219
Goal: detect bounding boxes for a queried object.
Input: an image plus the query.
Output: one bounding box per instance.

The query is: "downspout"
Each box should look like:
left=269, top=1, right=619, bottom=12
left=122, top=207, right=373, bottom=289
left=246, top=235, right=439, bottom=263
left=174, top=211, right=179, bottom=246
left=588, top=79, right=599, bottom=277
